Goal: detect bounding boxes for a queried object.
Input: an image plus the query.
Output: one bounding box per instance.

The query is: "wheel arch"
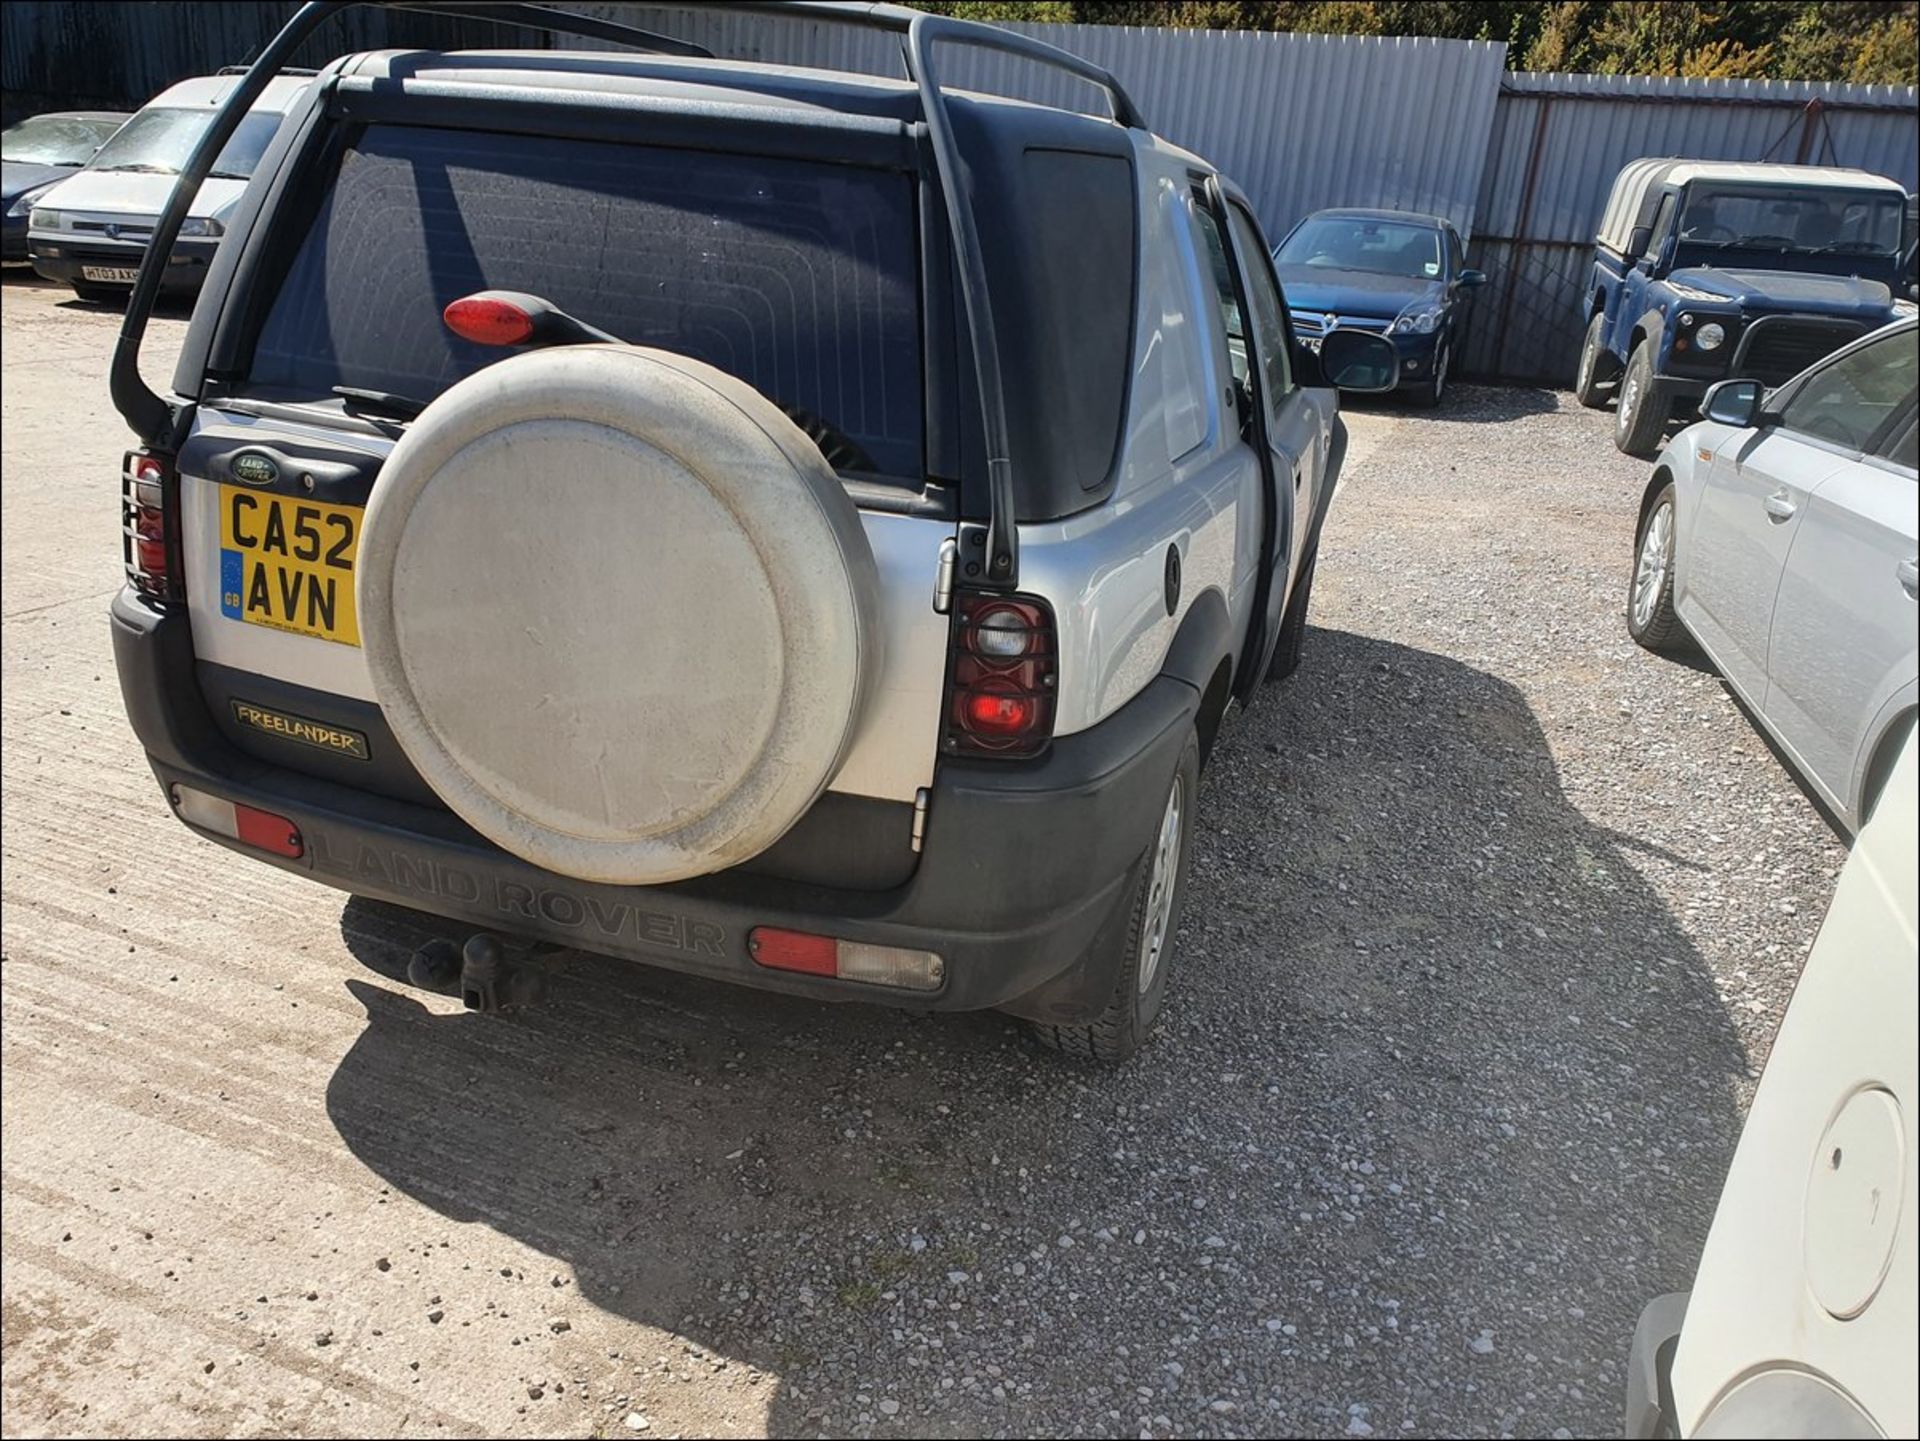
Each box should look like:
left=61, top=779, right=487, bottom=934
left=1857, top=705, right=1917, bottom=828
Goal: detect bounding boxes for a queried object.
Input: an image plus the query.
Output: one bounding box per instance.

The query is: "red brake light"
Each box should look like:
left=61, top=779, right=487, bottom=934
left=122, top=449, right=182, bottom=602
left=444, top=296, right=535, bottom=346
left=945, top=592, right=1056, bottom=757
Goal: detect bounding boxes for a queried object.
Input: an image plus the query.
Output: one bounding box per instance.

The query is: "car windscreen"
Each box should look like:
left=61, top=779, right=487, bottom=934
left=2, top=114, right=121, bottom=166
left=1275, top=217, right=1443, bottom=280
left=1678, top=185, right=1906, bottom=256
left=247, top=125, right=924, bottom=480
left=87, top=106, right=288, bottom=181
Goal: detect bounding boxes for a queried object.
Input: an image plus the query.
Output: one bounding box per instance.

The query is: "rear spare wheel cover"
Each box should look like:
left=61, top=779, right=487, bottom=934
left=356, top=345, right=881, bottom=885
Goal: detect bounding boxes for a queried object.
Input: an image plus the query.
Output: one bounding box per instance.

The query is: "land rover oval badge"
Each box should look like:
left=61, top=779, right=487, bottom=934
left=232, top=451, right=279, bottom=487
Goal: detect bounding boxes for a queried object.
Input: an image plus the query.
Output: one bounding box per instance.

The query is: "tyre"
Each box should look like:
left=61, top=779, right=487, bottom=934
left=1029, top=730, right=1200, bottom=1062
left=70, top=283, right=124, bottom=305
left=1614, top=341, right=1667, bottom=456
left=1266, top=547, right=1318, bottom=682
left=357, top=343, right=882, bottom=886
left=1573, top=313, right=1617, bottom=409
left=1627, top=482, right=1687, bottom=653
left=1407, top=337, right=1449, bottom=408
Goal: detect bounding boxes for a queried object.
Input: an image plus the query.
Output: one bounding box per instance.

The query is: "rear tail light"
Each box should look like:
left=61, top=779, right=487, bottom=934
left=444, top=295, right=534, bottom=346
left=122, top=448, right=182, bottom=602
left=169, top=785, right=303, bottom=858
left=748, top=927, right=945, bottom=991
left=945, top=592, right=1056, bottom=757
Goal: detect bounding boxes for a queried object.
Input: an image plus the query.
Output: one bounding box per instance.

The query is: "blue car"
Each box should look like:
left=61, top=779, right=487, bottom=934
left=2, top=111, right=129, bottom=264
left=1271, top=208, right=1484, bottom=407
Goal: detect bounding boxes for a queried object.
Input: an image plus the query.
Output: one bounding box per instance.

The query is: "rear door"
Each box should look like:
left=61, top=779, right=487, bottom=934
left=1764, top=378, right=1919, bottom=823
left=184, top=116, right=951, bottom=813
left=1679, top=332, right=1911, bottom=697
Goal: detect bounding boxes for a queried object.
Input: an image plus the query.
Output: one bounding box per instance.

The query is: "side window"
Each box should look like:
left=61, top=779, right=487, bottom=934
left=1446, top=226, right=1465, bottom=276
left=1187, top=196, right=1249, bottom=389
left=1225, top=201, right=1294, bottom=407
left=1780, top=334, right=1919, bottom=452
left=1646, top=192, right=1678, bottom=257
left=1874, top=408, right=1917, bottom=472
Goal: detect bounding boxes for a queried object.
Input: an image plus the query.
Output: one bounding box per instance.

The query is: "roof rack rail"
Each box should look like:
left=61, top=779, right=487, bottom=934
left=110, top=1, right=1145, bottom=590
left=217, top=65, right=323, bottom=76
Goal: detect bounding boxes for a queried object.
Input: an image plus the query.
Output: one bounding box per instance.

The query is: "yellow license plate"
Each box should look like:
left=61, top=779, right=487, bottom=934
left=218, top=486, right=361, bottom=646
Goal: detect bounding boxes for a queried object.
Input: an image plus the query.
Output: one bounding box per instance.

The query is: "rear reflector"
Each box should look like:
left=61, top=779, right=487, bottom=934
left=749, top=927, right=945, bottom=992
left=169, top=785, right=303, bottom=858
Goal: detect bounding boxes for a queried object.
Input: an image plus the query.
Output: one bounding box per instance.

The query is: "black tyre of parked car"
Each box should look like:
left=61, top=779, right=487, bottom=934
left=1627, top=481, right=1688, bottom=653
left=1266, top=547, right=1318, bottom=681
left=1407, top=336, right=1449, bottom=408
left=1573, top=313, right=1617, bottom=409
left=1028, top=730, right=1200, bottom=1063
left=1615, top=340, right=1668, bottom=456
left=70, top=283, right=124, bottom=306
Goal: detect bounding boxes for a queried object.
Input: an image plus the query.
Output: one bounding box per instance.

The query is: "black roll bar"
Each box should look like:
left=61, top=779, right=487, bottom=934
left=108, top=0, right=1147, bottom=591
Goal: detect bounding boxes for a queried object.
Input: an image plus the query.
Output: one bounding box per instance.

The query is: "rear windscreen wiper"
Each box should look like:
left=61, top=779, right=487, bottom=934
left=333, top=385, right=426, bottom=420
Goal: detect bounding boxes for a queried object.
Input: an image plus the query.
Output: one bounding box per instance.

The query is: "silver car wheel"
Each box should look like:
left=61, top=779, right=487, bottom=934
left=1618, top=373, right=1641, bottom=434
left=1137, top=772, right=1184, bottom=995
left=1633, top=500, right=1673, bottom=629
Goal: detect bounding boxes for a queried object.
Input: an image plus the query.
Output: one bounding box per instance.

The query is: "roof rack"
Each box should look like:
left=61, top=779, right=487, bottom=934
left=217, top=65, right=323, bottom=76
left=110, top=1, right=1148, bottom=590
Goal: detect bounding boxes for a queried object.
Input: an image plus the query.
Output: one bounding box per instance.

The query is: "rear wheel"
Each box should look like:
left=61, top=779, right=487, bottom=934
left=1615, top=341, right=1667, bottom=456
left=1627, top=482, right=1687, bottom=653
left=1573, top=313, right=1616, bottom=408
left=1029, top=731, right=1199, bottom=1062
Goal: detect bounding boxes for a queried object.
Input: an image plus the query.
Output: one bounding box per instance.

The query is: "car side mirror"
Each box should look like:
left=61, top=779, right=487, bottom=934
left=1459, top=268, right=1487, bottom=288
left=1319, top=329, right=1399, bottom=393
left=1627, top=226, right=1652, bottom=260
left=1701, top=378, right=1764, bottom=429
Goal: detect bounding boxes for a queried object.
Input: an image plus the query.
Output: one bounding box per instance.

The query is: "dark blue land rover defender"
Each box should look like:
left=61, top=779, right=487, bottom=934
left=1573, top=159, right=1913, bottom=455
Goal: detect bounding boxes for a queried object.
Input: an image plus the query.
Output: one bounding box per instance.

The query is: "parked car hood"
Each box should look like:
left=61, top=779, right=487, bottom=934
left=3, top=160, right=82, bottom=205
left=1272, top=264, right=1444, bottom=320
left=27, top=168, right=242, bottom=221
left=1669, top=266, right=1895, bottom=317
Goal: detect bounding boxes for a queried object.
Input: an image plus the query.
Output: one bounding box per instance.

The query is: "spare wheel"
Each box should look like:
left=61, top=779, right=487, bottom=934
left=356, top=345, right=882, bottom=885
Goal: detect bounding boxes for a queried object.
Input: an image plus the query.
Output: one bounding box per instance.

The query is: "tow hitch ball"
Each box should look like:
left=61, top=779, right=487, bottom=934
left=407, top=932, right=551, bottom=1013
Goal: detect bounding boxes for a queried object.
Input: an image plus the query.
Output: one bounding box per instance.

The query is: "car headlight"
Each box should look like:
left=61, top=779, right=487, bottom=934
left=176, top=216, right=224, bottom=238
left=1695, top=322, right=1727, bottom=351
left=28, top=207, right=62, bottom=231
left=1391, top=304, right=1443, bottom=335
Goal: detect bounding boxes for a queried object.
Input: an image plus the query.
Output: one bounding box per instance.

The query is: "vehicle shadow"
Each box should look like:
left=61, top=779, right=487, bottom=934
left=323, top=627, right=1747, bottom=1435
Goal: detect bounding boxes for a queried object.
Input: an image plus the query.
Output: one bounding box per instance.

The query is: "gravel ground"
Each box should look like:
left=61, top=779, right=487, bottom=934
left=2, top=274, right=1847, bottom=1439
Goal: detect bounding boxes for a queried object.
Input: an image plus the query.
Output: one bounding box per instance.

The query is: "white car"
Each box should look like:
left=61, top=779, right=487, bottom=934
left=1626, top=317, right=1919, bottom=835
left=1625, top=727, right=1916, bottom=1437
left=26, top=72, right=310, bottom=301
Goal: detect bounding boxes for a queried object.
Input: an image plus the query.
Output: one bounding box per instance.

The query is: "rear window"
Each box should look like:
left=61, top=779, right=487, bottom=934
left=249, top=125, right=924, bottom=478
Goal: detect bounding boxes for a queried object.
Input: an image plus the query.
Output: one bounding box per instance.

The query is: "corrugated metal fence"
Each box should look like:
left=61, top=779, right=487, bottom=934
left=573, top=6, right=1508, bottom=245
left=5, top=2, right=1915, bottom=384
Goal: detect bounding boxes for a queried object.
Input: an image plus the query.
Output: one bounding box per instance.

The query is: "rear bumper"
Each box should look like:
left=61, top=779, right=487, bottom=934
left=111, top=590, right=1198, bottom=1019
left=28, top=232, right=216, bottom=291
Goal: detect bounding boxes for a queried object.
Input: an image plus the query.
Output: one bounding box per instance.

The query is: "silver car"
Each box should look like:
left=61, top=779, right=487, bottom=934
left=1626, top=317, right=1918, bottom=836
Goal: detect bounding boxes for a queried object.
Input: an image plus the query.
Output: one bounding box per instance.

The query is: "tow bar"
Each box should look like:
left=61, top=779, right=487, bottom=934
left=407, top=933, right=558, bottom=1013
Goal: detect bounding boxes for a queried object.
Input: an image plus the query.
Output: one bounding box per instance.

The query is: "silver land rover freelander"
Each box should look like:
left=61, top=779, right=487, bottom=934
left=107, top=0, right=1396, bottom=1061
